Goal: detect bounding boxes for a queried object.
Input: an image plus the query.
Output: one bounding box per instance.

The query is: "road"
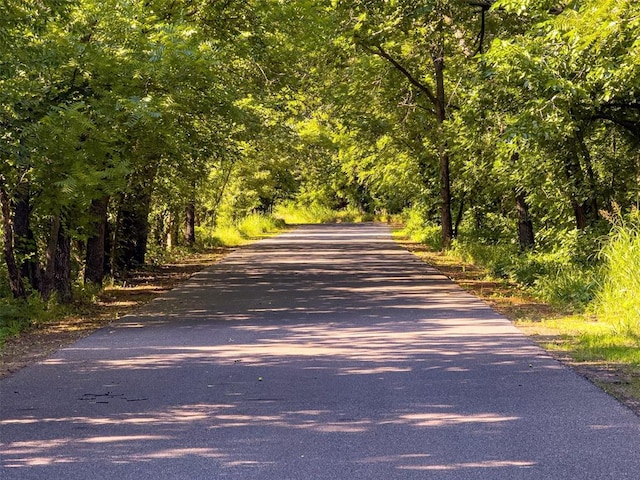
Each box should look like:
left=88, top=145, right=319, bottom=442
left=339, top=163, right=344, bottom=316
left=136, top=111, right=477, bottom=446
left=1, top=223, right=640, bottom=479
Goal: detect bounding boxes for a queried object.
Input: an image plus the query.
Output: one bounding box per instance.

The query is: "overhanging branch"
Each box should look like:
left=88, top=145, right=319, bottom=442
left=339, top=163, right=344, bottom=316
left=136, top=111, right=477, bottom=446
left=363, top=43, right=438, bottom=107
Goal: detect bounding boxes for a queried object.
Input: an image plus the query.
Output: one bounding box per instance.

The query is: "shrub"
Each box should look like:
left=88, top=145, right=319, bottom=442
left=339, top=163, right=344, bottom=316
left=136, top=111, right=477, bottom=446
left=398, top=205, right=442, bottom=251
left=0, top=295, right=51, bottom=345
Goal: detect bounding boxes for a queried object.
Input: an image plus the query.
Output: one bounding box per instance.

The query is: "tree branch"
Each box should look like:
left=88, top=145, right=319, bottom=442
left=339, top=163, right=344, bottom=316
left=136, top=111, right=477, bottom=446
left=473, top=5, right=488, bottom=56
left=363, top=43, right=438, bottom=107
left=592, top=113, right=640, bottom=138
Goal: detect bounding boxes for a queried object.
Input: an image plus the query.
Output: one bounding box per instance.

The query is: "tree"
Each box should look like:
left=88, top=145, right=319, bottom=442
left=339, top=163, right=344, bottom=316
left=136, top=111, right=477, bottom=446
left=326, top=0, right=494, bottom=247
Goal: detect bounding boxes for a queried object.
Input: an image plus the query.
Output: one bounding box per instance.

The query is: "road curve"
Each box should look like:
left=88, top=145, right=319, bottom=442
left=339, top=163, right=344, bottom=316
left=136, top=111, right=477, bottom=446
left=2, top=223, right=640, bottom=479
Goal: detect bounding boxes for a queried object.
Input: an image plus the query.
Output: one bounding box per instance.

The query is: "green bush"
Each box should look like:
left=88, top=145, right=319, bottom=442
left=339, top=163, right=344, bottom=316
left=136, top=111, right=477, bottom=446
left=0, top=295, right=51, bottom=345
left=398, top=205, right=442, bottom=251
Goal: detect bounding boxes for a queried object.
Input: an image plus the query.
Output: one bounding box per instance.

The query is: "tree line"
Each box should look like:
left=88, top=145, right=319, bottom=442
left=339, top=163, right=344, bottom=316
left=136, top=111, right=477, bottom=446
left=1, top=0, right=639, bottom=304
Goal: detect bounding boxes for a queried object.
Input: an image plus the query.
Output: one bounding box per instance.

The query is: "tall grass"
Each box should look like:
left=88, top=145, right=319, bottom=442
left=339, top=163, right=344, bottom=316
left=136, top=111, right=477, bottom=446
left=593, top=212, right=640, bottom=335
left=238, top=214, right=286, bottom=238
left=274, top=202, right=373, bottom=224
left=395, top=206, right=442, bottom=251
left=197, top=213, right=286, bottom=248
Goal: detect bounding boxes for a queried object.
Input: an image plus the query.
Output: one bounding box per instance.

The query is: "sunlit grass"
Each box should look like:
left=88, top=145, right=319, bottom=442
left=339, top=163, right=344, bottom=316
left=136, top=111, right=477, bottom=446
left=274, top=202, right=336, bottom=224
left=592, top=212, right=640, bottom=336
left=517, top=314, right=640, bottom=405
left=274, top=202, right=374, bottom=224
left=197, top=213, right=286, bottom=248
left=237, top=214, right=285, bottom=238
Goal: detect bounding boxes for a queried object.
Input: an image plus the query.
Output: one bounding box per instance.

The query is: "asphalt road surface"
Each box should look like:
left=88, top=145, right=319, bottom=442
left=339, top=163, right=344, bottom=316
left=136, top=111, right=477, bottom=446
left=2, top=223, right=640, bottom=479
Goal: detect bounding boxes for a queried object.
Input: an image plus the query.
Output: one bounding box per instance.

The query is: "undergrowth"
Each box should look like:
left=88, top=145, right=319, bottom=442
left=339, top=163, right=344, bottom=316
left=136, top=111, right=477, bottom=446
left=397, top=206, right=604, bottom=311
left=197, top=213, right=286, bottom=248
left=397, top=205, right=640, bottom=375
left=0, top=294, right=54, bottom=347
left=592, top=209, right=640, bottom=336
left=274, top=201, right=374, bottom=224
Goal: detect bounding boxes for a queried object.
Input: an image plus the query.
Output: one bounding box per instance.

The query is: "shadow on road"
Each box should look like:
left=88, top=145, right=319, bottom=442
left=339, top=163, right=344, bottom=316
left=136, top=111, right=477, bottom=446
left=2, top=224, right=639, bottom=479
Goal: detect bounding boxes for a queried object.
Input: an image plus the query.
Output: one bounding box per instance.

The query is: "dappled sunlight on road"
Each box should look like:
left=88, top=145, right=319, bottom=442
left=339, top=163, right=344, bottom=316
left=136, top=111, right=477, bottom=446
left=4, top=224, right=639, bottom=479
left=398, top=460, right=536, bottom=471
left=48, top=317, right=543, bottom=372
left=1, top=400, right=526, bottom=470
left=382, top=412, right=519, bottom=427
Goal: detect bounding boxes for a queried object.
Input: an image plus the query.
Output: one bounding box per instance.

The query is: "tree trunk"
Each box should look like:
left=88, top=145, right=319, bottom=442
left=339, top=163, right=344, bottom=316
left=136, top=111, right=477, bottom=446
left=575, top=129, right=599, bottom=218
left=54, top=221, right=72, bottom=303
left=40, top=215, right=61, bottom=300
left=515, top=191, right=535, bottom=250
left=112, top=160, right=158, bottom=272
left=564, top=134, right=598, bottom=230
left=564, top=152, right=592, bottom=230
left=0, top=178, right=27, bottom=299
left=434, top=45, right=453, bottom=249
left=85, top=196, right=109, bottom=286
left=13, top=185, right=40, bottom=290
left=364, top=12, right=453, bottom=248
left=185, top=200, right=196, bottom=247
left=113, top=190, right=152, bottom=271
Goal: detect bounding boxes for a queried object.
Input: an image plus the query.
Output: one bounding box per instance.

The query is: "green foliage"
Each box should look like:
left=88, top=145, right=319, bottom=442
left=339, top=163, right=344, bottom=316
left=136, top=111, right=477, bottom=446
left=196, top=214, right=286, bottom=248
left=396, top=205, right=442, bottom=251
left=274, top=202, right=373, bottom=225
left=593, top=210, right=640, bottom=335
left=0, top=295, right=51, bottom=345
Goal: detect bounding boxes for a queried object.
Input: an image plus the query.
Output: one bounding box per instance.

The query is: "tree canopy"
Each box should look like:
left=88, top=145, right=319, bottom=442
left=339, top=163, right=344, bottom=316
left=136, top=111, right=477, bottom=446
left=1, top=0, right=639, bottom=303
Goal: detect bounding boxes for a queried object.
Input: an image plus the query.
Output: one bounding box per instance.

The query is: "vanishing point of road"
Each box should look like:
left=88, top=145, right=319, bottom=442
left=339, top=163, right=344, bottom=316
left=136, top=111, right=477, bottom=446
left=1, top=223, right=640, bottom=479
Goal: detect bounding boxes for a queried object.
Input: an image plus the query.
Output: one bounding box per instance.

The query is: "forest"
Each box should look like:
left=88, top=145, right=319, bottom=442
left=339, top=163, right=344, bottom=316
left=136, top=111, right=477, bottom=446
left=1, top=0, right=639, bottom=340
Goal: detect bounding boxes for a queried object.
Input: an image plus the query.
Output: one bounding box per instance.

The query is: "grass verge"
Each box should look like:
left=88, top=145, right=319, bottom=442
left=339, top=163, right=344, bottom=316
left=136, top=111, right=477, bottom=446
left=196, top=213, right=287, bottom=248
left=394, top=233, right=640, bottom=416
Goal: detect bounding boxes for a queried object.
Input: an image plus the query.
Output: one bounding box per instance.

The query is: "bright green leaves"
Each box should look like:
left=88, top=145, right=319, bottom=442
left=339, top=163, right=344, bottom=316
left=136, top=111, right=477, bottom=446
left=2, top=0, right=639, bottom=302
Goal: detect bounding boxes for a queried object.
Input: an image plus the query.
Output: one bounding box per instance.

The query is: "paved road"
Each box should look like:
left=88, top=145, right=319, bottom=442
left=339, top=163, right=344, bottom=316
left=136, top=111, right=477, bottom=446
left=1, top=223, right=640, bottom=479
